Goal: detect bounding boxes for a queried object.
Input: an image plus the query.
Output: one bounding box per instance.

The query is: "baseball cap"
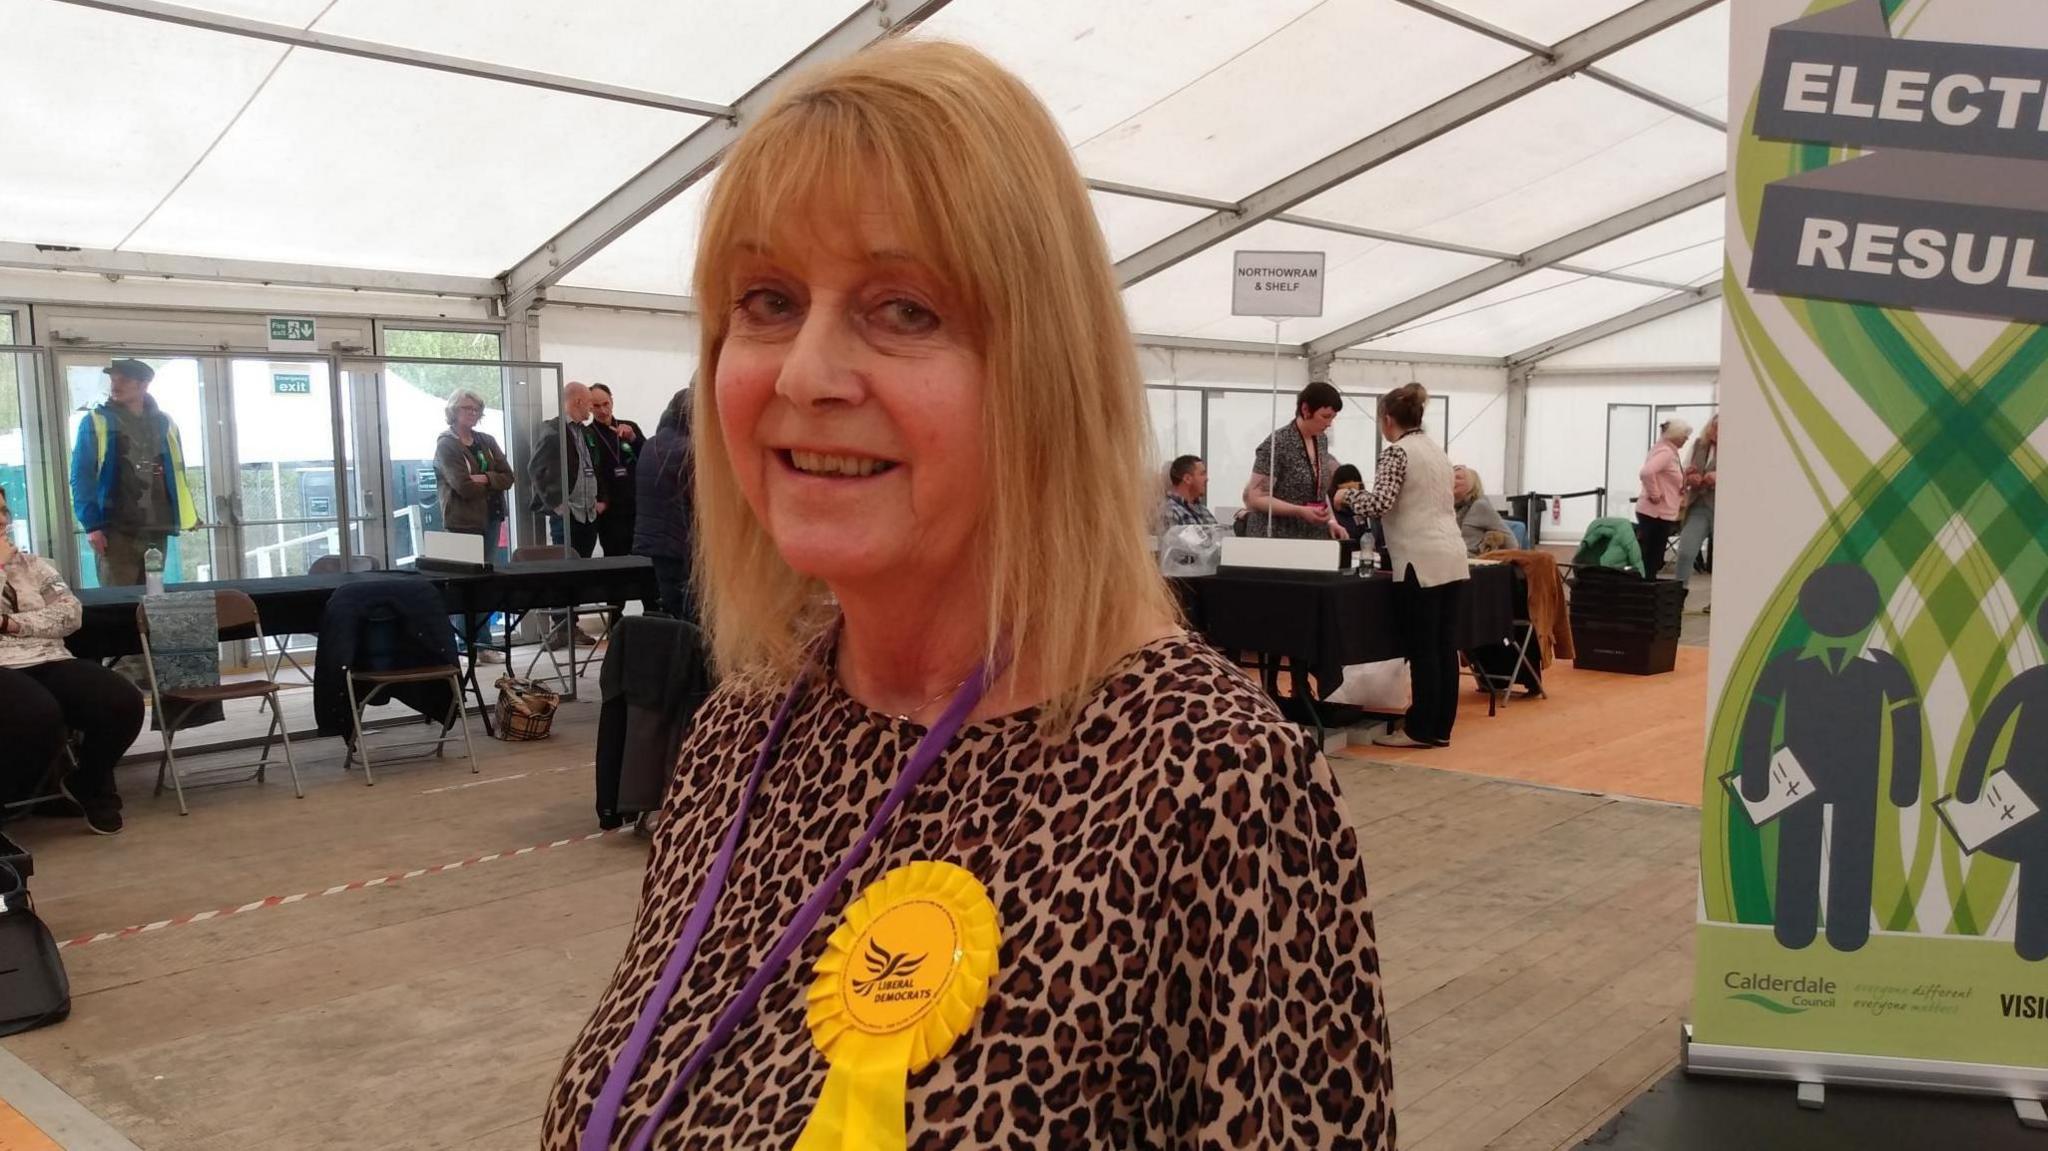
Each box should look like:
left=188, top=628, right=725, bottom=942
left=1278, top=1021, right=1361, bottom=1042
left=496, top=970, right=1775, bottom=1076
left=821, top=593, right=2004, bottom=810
left=105, top=358, right=156, bottom=385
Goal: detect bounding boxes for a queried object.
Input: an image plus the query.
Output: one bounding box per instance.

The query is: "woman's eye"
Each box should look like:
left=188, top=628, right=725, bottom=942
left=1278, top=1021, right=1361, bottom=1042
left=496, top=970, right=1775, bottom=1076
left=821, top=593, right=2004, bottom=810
left=873, top=298, right=939, bottom=335
left=735, top=288, right=797, bottom=325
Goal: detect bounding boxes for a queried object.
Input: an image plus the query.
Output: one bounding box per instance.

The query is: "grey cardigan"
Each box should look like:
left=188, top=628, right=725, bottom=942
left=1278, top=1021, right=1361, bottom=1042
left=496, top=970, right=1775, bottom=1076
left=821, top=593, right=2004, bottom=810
left=434, top=429, right=515, bottom=534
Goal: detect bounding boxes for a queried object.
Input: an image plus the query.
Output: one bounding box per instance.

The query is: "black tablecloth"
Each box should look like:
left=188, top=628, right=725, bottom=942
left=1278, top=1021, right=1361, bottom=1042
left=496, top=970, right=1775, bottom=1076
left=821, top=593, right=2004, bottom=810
left=69, top=557, right=658, bottom=660
left=1175, top=561, right=1517, bottom=693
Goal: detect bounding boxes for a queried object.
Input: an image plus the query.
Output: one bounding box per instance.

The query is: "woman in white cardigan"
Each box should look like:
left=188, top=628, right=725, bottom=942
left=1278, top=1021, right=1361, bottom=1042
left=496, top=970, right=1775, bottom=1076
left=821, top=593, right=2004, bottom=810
left=1341, top=384, right=1472, bottom=748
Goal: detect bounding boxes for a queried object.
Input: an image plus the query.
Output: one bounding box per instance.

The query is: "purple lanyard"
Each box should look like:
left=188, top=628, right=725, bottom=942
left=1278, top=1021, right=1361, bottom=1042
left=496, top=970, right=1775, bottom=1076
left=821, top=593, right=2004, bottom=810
left=581, top=654, right=998, bottom=1151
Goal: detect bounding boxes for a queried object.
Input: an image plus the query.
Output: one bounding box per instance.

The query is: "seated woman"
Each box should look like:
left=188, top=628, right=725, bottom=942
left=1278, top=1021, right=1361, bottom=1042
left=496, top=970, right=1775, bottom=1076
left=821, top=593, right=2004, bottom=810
left=1331, top=462, right=1371, bottom=551
left=544, top=41, right=1393, bottom=1150
left=1453, top=465, right=1511, bottom=556
left=0, top=485, right=143, bottom=835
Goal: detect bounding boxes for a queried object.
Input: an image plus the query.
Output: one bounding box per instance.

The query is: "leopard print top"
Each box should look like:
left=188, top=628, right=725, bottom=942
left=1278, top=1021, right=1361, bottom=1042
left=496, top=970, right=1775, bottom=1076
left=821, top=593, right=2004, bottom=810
left=544, top=635, right=1394, bottom=1149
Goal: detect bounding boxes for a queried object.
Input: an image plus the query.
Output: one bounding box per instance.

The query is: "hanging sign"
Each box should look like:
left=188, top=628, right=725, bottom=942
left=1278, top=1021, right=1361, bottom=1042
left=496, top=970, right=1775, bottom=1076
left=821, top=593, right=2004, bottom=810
left=267, top=316, right=317, bottom=353
left=1231, top=250, right=1326, bottom=318
left=1692, top=0, right=2048, bottom=1101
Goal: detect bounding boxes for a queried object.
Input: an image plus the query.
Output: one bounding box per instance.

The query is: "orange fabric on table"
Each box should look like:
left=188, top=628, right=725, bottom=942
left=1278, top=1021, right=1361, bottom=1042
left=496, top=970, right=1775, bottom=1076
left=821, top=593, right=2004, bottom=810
left=1487, top=549, right=1574, bottom=667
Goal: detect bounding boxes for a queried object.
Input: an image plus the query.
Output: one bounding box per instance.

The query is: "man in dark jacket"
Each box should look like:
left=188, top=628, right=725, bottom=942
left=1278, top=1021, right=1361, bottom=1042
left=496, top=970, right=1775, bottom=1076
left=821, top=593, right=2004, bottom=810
left=526, top=381, right=608, bottom=558
left=633, top=388, right=695, bottom=623
left=589, top=384, right=646, bottom=617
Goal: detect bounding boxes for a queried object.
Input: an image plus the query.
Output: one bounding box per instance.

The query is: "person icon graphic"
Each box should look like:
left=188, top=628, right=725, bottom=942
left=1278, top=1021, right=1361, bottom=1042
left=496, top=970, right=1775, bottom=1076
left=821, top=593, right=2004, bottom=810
left=1951, top=598, right=2048, bottom=961
left=1738, top=564, right=1924, bottom=952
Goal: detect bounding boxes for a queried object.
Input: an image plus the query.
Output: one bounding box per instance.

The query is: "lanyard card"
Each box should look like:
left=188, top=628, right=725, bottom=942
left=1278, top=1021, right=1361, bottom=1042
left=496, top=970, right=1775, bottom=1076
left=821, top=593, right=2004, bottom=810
left=1936, top=770, right=2042, bottom=854
left=1720, top=746, right=1818, bottom=826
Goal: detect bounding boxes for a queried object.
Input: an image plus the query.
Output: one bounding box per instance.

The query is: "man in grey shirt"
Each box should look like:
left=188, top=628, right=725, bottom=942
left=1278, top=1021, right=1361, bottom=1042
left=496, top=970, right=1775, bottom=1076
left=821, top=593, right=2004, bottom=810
left=528, top=381, right=609, bottom=648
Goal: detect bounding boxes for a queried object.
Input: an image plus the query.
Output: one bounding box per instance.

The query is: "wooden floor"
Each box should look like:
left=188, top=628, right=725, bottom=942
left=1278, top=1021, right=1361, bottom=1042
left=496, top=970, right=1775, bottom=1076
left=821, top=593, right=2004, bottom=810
left=1338, top=645, right=1711, bottom=806
left=1, top=698, right=1700, bottom=1150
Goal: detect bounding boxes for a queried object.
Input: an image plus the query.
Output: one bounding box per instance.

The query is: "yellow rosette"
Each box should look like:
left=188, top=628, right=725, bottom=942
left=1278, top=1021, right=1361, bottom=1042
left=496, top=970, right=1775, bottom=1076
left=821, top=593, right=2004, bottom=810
left=794, top=861, right=1001, bottom=1151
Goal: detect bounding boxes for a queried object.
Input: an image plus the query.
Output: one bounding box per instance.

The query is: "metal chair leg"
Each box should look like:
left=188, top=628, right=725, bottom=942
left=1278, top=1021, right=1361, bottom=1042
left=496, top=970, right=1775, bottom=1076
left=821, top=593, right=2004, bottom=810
left=160, top=716, right=190, bottom=817
left=450, top=674, right=481, bottom=774
left=346, top=671, right=376, bottom=787
left=274, top=700, right=304, bottom=799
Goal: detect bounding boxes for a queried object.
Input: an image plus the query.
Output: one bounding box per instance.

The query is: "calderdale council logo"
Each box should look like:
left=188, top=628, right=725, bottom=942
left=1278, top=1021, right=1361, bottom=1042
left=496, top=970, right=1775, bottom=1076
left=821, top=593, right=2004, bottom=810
left=852, top=938, right=929, bottom=1001
left=1725, top=971, right=1838, bottom=1014
left=2001, top=993, right=2048, bottom=1020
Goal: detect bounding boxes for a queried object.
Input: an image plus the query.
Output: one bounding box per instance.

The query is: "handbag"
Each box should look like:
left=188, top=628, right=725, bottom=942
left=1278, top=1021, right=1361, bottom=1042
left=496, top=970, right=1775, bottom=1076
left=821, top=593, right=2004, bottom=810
left=0, top=862, right=70, bottom=1036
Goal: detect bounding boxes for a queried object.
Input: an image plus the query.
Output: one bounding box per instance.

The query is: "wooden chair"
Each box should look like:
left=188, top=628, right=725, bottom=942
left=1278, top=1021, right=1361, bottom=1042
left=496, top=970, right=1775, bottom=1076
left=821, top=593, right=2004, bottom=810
left=137, top=590, right=303, bottom=816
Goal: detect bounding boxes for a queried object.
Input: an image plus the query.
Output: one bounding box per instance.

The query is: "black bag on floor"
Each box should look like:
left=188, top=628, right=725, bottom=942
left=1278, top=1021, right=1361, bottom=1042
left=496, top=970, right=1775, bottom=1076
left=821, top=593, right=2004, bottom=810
left=0, top=862, right=69, bottom=1036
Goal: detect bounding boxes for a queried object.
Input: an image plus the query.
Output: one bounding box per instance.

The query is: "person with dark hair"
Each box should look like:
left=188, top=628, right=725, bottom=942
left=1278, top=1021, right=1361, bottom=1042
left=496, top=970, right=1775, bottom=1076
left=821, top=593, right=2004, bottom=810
left=1241, top=381, right=1346, bottom=539
left=0, top=485, right=141, bottom=835
left=1162, top=454, right=1214, bottom=526
left=632, top=387, right=697, bottom=623
left=589, top=383, right=647, bottom=618
left=1330, top=462, right=1369, bottom=547
left=1339, top=383, right=1470, bottom=748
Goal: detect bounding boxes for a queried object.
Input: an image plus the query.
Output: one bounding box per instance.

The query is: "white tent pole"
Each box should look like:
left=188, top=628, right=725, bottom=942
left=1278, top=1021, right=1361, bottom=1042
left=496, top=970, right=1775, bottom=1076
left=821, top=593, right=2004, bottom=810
left=1265, top=319, right=1283, bottom=538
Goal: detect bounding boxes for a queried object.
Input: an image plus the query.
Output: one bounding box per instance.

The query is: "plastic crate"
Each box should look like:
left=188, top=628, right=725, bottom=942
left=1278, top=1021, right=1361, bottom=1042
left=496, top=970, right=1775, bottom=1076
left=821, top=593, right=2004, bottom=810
left=1572, top=625, right=1680, bottom=675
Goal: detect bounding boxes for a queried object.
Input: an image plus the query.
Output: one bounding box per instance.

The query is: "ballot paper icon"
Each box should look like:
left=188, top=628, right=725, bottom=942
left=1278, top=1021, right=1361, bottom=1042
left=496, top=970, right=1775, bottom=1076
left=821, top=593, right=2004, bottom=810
left=1936, top=771, right=2042, bottom=854
left=1721, top=748, right=1819, bottom=826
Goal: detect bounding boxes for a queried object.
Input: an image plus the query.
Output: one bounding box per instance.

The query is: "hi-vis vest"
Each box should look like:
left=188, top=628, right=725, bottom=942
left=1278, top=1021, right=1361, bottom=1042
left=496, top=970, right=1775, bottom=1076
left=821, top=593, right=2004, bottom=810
left=73, top=407, right=199, bottom=533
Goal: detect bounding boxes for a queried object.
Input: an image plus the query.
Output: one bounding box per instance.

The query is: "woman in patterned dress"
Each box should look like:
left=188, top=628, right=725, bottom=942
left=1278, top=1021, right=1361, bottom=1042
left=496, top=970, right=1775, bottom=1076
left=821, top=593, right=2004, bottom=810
left=545, top=40, right=1395, bottom=1151
left=1239, top=382, right=1348, bottom=541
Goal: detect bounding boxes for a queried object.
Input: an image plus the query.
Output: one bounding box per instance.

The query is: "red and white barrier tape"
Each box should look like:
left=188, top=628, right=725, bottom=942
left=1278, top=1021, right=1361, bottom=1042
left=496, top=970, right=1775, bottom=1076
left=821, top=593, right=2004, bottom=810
left=56, top=826, right=634, bottom=950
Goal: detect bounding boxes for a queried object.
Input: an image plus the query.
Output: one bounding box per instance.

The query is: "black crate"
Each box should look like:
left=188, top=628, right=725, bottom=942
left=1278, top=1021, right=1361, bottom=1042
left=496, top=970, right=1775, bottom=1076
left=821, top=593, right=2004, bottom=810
left=1572, top=609, right=1684, bottom=640
left=1573, top=626, right=1679, bottom=675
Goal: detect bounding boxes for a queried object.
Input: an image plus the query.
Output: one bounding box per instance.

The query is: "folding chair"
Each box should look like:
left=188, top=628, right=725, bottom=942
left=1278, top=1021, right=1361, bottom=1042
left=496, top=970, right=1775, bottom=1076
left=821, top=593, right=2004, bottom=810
left=0, top=736, right=78, bottom=823
left=513, top=545, right=613, bottom=689
left=344, top=669, right=479, bottom=786
left=258, top=554, right=383, bottom=711
left=138, top=590, right=303, bottom=816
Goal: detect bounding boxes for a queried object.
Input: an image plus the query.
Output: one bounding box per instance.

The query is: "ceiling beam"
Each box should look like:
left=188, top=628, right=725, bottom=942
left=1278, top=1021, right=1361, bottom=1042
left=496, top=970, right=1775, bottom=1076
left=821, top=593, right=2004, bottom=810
left=1113, top=0, right=1720, bottom=288
left=47, top=0, right=732, bottom=117
left=1088, top=179, right=1700, bottom=293
left=1392, top=0, right=1726, bottom=131
left=1332, top=349, right=1507, bottom=368
left=0, top=241, right=502, bottom=299
left=501, top=0, right=954, bottom=315
left=1507, top=280, right=1723, bottom=366
left=1133, top=334, right=1306, bottom=357
left=1303, top=174, right=1724, bottom=357
left=539, top=286, right=697, bottom=314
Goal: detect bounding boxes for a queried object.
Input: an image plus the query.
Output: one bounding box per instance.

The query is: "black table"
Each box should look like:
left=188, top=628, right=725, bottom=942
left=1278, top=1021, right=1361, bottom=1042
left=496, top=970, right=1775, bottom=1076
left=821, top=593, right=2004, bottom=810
left=1584, top=1069, right=2042, bottom=1150
left=1174, top=562, right=1517, bottom=730
left=71, top=557, right=659, bottom=735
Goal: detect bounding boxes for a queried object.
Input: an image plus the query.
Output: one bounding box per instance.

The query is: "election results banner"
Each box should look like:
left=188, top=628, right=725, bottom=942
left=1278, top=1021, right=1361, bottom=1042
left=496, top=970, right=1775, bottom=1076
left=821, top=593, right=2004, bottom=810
left=1693, top=0, right=2048, bottom=1090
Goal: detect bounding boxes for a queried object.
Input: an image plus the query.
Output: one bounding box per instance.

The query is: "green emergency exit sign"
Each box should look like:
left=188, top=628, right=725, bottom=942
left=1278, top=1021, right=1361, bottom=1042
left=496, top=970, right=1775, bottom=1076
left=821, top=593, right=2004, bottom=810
left=273, top=372, right=312, bottom=395
left=269, top=317, right=315, bottom=342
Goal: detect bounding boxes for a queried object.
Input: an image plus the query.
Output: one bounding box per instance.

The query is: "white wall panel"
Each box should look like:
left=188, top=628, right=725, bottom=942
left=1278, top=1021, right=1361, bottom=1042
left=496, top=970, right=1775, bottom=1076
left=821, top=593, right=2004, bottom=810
left=1545, top=298, right=1724, bottom=366
left=537, top=307, right=700, bottom=430
left=1522, top=369, right=1716, bottom=535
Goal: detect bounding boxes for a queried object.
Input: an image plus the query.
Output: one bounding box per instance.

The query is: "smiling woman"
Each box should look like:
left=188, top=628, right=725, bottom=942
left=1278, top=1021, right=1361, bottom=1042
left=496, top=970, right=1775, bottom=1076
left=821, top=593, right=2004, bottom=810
left=546, top=39, right=1395, bottom=1151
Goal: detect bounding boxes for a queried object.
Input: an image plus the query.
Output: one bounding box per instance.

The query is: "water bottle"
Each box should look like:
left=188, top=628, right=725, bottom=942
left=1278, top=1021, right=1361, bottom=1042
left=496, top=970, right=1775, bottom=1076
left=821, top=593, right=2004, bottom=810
left=143, top=546, right=165, bottom=596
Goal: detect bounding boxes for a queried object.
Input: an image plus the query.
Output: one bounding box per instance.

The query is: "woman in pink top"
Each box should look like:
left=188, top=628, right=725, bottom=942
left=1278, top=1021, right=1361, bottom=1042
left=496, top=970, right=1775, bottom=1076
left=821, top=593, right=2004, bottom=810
left=1636, top=418, right=1691, bottom=578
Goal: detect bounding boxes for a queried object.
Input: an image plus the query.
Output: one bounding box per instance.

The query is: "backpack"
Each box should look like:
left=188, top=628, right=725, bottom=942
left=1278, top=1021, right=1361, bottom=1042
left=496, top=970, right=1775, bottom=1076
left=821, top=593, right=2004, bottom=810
left=0, top=861, right=70, bottom=1036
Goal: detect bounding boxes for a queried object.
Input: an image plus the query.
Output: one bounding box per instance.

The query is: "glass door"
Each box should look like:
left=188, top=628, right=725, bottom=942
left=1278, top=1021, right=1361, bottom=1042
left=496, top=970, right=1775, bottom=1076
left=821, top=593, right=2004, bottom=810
left=55, top=351, right=219, bottom=588
left=1, top=344, right=45, bottom=554
left=223, top=357, right=349, bottom=577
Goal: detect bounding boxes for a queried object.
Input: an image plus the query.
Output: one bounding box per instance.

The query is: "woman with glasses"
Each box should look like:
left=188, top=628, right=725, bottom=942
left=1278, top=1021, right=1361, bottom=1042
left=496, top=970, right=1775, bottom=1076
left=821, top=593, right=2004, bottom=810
left=435, top=389, right=515, bottom=659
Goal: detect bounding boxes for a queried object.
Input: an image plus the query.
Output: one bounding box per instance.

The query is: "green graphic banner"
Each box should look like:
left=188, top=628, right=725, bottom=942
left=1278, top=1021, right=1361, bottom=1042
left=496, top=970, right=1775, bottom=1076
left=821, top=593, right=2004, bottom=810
left=1694, top=0, right=2048, bottom=1082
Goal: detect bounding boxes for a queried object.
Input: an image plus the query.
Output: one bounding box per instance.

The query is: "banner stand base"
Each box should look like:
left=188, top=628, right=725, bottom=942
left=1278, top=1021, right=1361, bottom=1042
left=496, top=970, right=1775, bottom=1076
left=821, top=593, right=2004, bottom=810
left=1682, top=1024, right=2048, bottom=1124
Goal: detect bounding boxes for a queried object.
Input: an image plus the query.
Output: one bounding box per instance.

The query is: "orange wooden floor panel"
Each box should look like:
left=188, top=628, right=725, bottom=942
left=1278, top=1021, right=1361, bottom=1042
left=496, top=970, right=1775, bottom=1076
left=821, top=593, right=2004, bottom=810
left=0, top=1102, right=61, bottom=1151
left=1337, top=647, right=1711, bottom=806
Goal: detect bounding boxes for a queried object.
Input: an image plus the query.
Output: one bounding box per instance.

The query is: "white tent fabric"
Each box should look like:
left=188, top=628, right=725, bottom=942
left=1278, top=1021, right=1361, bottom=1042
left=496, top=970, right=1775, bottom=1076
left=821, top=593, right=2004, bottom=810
left=0, top=0, right=1733, bottom=361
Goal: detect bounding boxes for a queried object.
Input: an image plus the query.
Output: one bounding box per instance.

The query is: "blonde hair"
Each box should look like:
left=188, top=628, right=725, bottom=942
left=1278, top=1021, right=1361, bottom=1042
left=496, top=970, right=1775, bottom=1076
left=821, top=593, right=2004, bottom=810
left=691, top=39, right=1173, bottom=713
left=1453, top=464, right=1485, bottom=503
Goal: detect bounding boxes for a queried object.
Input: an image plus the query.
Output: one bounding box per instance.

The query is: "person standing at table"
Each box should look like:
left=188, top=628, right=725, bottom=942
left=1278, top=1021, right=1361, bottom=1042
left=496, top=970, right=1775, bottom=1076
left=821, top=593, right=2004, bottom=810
left=1635, top=418, right=1690, bottom=579
left=0, top=484, right=140, bottom=835
left=68, top=358, right=199, bottom=587
left=633, top=387, right=697, bottom=623
left=530, top=381, right=609, bottom=648
left=1241, top=381, right=1346, bottom=540
left=1161, top=454, right=1214, bottom=526
left=589, top=384, right=647, bottom=619
left=1339, top=384, right=1470, bottom=749
left=435, top=388, right=514, bottom=661
left=529, top=381, right=610, bottom=560
left=1674, top=414, right=1718, bottom=600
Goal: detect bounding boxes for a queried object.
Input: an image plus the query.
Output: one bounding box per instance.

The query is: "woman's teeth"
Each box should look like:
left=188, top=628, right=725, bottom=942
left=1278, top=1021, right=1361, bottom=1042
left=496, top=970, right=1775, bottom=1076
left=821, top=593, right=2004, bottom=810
left=788, top=451, right=896, bottom=478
